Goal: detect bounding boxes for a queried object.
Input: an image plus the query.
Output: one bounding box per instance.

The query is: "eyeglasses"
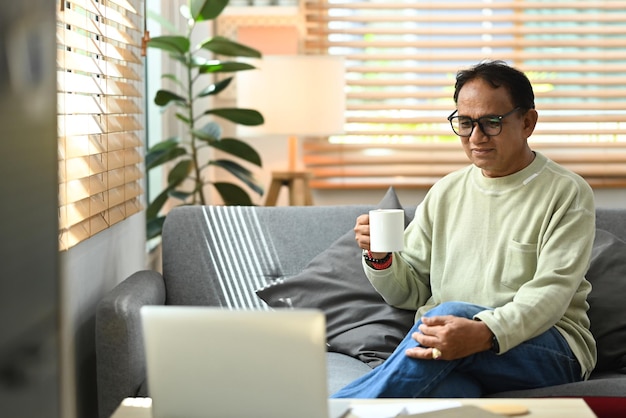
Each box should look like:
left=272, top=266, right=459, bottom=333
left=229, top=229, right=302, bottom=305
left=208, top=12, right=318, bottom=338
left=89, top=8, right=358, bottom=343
left=447, top=107, right=521, bottom=137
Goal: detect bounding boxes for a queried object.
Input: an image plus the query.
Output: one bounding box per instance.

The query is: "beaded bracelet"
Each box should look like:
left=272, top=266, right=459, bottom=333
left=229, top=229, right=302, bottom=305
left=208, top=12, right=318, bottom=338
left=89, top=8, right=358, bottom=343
left=363, top=250, right=393, bottom=270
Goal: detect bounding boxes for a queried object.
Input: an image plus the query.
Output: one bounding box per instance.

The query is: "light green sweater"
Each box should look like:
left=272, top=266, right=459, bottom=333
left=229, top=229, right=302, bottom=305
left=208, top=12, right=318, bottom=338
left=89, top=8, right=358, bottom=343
left=365, top=152, right=597, bottom=378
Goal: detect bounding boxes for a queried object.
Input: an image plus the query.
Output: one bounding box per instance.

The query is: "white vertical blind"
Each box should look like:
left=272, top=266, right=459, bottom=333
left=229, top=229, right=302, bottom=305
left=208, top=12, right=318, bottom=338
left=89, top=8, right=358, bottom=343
left=303, top=0, right=626, bottom=189
left=57, top=0, right=144, bottom=250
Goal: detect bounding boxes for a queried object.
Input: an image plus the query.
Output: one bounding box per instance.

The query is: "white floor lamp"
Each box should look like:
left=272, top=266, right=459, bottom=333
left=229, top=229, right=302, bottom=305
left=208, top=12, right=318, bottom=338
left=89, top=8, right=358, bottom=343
left=237, top=55, right=345, bottom=205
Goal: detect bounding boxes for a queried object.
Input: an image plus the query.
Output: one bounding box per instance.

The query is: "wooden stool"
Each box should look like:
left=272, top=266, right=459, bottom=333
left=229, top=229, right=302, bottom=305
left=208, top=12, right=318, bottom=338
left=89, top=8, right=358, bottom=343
left=264, top=171, right=314, bottom=206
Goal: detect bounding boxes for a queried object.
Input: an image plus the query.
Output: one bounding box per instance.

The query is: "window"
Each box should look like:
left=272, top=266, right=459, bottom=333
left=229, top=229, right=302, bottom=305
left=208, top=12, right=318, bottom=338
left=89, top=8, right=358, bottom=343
left=303, top=0, right=626, bottom=189
left=57, top=0, right=144, bottom=250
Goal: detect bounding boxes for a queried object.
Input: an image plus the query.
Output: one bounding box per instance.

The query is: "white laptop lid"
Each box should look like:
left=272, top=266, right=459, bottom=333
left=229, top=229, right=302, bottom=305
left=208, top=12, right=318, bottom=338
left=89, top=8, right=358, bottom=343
left=140, top=306, right=330, bottom=418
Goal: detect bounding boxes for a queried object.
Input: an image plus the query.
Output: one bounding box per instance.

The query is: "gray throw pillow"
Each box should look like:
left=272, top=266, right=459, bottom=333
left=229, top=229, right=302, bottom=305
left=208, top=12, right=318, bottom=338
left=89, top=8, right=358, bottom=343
left=256, top=187, right=416, bottom=367
left=586, top=229, right=626, bottom=372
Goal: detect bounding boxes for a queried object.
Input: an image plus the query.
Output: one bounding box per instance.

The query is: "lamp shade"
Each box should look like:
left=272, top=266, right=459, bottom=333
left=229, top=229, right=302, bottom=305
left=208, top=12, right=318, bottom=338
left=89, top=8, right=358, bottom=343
left=236, top=55, right=346, bottom=137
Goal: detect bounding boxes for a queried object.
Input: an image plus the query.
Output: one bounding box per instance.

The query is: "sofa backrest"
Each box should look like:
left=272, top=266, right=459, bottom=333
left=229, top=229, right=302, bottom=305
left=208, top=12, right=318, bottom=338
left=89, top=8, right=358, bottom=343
left=596, top=208, right=626, bottom=242
left=161, top=205, right=623, bottom=309
left=162, top=205, right=416, bottom=308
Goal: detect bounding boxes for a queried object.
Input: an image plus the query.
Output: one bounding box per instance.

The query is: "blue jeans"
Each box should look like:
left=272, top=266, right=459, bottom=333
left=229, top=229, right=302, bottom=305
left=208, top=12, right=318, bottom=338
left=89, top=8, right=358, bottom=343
left=331, top=301, right=582, bottom=398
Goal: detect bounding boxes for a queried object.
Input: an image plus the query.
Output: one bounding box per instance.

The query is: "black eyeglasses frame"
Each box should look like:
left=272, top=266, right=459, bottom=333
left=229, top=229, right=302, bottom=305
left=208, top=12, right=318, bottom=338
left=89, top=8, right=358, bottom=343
left=447, top=107, right=522, bottom=137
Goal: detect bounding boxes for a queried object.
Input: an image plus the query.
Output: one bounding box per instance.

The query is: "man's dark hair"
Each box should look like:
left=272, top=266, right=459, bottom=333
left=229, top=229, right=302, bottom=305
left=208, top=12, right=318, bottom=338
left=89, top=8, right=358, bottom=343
left=453, top=60, right=535, bottom=110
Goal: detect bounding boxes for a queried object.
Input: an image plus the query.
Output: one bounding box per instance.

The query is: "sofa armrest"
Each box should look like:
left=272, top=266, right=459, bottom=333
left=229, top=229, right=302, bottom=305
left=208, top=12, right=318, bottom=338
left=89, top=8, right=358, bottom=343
left=95, top=270, right=166, bottom=418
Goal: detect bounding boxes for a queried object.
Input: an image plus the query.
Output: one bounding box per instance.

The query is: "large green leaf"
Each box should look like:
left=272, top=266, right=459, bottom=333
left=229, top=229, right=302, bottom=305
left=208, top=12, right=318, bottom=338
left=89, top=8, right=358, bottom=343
left=190, top=0, right=228, bottom=22
left=198, top=61, right=256, bottom=74
left=211, top=138, right=262, bottom=166
left=200, top=36, right=261, bottom=58
left=211, top=159, right=264, bottom=195
left=148, top=137, right=180, bottom=152
left=175, top=112, right=191, bottom=125
left=146, top=140, right=187, bottom=170
left=213, top=182, right=254, bottom=206
left=197, top=77, right=232, bottom=98
left=154, top=89, right=187, bottom=107
left=167, top=160, right=193, bottom=186
left=203, top=108, right=264, bottom=126
left=146, top=189, right=170, bottom=221
left=192, top=121, right=221, bottom=142
left=147, top=216, right=167, bottom=240
left=148, top=35, right=190, bottom=55
left=169, top=189, right=194, bottom=201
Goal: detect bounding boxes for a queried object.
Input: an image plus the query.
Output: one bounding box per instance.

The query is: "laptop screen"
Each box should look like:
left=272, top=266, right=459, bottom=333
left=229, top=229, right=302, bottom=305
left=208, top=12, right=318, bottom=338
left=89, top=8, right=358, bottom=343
left=141, top=306, right=330, bottom=418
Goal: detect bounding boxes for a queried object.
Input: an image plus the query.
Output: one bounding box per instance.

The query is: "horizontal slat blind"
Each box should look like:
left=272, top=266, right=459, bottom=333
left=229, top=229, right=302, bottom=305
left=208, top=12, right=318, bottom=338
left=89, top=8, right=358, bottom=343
left=57, top=0, right=144, bottom=250
left=303, top=0, right=626, bottom=188
left=304, top=141, right=626, bottom=189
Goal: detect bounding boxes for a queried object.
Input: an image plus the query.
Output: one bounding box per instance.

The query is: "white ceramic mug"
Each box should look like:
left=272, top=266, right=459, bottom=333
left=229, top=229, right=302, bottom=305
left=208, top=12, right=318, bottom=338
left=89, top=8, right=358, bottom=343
left=369, top=209, right=405, bottom=252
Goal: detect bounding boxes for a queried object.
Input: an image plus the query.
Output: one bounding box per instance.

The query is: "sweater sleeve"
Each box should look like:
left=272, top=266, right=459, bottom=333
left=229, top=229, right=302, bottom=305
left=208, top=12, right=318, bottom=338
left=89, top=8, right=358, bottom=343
left=364, top=198, right=435, bottom=311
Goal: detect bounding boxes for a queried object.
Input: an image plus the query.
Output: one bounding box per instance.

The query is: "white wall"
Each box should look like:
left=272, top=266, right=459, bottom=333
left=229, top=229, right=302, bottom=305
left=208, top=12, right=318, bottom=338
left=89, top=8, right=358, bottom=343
left=59, top=214, right=146, bottom=418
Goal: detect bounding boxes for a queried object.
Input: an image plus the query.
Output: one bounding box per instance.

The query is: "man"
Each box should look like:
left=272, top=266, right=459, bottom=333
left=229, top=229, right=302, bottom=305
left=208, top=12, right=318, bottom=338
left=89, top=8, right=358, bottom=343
left=333, top=60, right=596, bottom=398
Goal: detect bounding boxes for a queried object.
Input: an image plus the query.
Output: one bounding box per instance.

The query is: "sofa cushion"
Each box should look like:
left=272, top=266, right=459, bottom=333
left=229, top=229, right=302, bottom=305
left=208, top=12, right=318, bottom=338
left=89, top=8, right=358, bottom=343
left=586, top=229, right=626, bottom=372
left=326, top=352, right=372, bottom=395
left=256, top=187, right=416, bottom=367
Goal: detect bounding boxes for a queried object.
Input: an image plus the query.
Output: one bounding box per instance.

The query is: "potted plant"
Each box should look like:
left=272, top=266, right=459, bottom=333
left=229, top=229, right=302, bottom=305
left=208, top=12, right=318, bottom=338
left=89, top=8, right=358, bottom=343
left=146, top=0, right=264, bottom=239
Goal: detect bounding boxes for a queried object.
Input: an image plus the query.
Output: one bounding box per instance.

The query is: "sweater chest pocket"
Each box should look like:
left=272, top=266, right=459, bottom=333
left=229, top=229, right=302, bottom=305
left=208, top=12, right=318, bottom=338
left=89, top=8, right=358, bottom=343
left=502, top=240, right=538, bottom=290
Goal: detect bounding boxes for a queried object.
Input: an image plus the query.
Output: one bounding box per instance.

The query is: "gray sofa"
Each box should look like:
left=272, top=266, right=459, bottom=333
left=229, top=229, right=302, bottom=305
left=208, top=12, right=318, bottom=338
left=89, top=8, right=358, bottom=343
left=96, top=190, right=626, bottom=418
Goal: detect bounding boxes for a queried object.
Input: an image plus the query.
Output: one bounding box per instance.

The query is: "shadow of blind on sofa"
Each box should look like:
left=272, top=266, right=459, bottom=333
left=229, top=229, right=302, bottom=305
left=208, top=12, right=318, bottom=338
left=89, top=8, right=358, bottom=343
left=199, top=206, right=280, bottom=310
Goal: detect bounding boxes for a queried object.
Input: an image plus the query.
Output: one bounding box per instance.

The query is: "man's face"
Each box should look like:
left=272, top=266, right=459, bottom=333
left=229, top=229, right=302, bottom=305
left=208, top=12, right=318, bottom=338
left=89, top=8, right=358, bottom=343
left=456, top=78, right=538, bottom=178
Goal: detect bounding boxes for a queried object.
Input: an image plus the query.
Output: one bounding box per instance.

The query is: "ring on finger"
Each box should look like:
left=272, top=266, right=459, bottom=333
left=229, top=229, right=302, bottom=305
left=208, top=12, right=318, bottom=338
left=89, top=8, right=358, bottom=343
left=432, top=348, right=442, bottom=360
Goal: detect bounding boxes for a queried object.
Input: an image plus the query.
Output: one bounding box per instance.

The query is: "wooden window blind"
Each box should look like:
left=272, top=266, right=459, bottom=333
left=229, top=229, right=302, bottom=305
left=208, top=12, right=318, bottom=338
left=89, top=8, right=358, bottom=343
left=57, top=0, right=144, bottom=250
left=303, top=0, right=626, bottom=189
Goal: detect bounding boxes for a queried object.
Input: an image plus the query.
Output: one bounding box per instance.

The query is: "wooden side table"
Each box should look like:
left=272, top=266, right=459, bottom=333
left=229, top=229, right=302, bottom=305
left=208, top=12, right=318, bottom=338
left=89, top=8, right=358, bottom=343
left=264, top=171, right=314, bottom=206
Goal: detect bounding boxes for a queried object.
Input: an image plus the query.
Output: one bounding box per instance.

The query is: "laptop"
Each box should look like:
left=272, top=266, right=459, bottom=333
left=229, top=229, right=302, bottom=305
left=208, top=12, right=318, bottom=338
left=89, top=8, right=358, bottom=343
left=140, top=306, right=337, bottom=418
